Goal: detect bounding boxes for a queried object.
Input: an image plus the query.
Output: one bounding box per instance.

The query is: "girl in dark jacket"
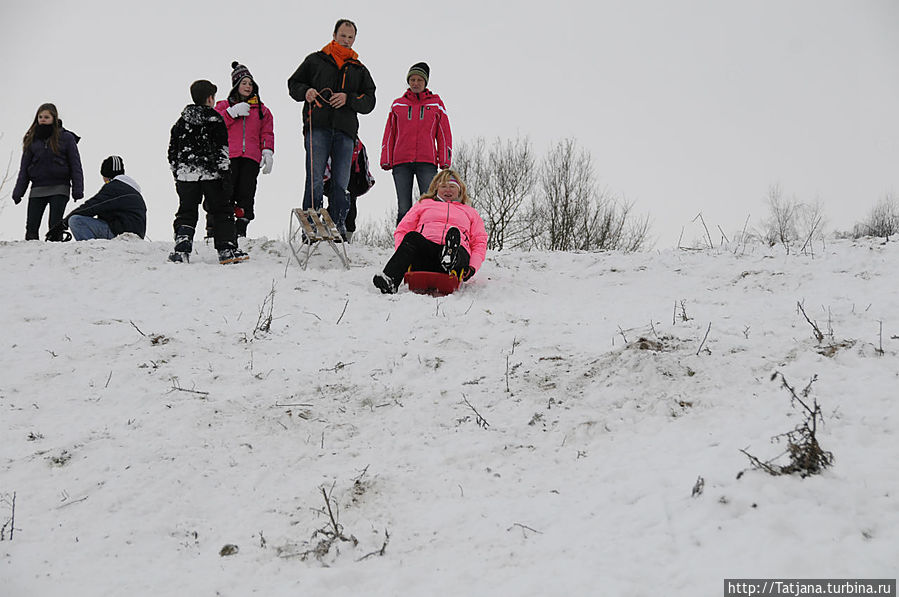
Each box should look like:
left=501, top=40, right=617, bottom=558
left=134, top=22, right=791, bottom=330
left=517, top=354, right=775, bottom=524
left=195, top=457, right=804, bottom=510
left=12, top=103, right=85, bottom=240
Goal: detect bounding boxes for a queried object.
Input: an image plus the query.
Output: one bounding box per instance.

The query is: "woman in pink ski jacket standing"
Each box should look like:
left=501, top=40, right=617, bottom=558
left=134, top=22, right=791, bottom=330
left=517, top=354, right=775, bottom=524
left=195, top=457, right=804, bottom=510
left=380, top=62, right=452, bottom=224
left=373, top=169, right=487, bottom=294
left=212, top=61, right=275, bottom=238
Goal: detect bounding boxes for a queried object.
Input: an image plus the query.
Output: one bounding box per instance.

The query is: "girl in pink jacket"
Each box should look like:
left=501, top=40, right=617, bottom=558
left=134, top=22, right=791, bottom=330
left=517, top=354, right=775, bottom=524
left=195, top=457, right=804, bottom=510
left=212, top=61, right=275, bottom=237
left=380, top=62, right=452, bottom=224
left=373, top=169, right=487, bottom=294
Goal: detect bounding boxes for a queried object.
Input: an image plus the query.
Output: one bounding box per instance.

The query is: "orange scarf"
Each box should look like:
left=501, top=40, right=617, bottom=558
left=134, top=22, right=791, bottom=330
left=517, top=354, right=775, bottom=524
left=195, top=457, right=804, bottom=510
left=322, top=40, right=358, bottom=69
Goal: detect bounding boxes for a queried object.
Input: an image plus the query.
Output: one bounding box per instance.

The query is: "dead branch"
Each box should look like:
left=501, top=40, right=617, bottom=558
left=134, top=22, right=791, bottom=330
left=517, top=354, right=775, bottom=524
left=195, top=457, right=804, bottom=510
left=692, top=212, right=714, bottom=248
left=320, top=361, right=353, bottom=372
left=739, top=448, right=783, bottom=476
left=253, top=281, right=276, bottom=337
left=696, top=322, right=712, bottom=355
left=130, top=320, right=146, bottom=337
left=296, top=485, right=359, bottom=562
left=734, top=214, right=751, bottom=255
left=336, top=299, right=349, bottom=325
left=356, top=529, right=390, bottom=561
left=321, top=487, right=341, bottom=536
left=796, top=301, right=824, bottom=343
left=57, top=495, right=88, bottom=509
left=741, top=372, right=832, bottom=478
left=169, top=378, right=210, bottom=397
left=507, top=522, right=543, bottom=535
left=717, top=225, right=729, bottom=244
left=462, top=394, right=490, bottom=428
left=0, top=492, right=15, bottom=541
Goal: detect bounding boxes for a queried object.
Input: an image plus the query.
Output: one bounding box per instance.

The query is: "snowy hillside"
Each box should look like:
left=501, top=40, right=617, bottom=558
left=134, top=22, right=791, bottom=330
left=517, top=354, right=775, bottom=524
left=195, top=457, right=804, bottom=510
left=1, top=237, right=897, bottom=596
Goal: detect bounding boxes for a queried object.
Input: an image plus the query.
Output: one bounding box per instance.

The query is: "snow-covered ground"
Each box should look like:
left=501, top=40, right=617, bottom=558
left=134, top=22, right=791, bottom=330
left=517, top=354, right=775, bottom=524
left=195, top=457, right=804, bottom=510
left=1, top=236, right=897, bottom=596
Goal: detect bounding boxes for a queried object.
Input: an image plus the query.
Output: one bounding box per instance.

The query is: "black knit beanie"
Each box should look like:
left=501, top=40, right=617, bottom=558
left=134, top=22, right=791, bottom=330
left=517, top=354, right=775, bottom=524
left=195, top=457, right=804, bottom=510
left=407, top=62, right=430, bottom=86
left=230, top=61, right=253, bottom=88
left=100, top=155, right=125, bottom=179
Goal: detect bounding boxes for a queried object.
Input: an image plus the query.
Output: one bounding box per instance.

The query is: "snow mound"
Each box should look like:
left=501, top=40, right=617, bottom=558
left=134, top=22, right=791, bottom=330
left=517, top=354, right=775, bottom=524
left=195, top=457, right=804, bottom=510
left=2, top=237, right=897, bottom=596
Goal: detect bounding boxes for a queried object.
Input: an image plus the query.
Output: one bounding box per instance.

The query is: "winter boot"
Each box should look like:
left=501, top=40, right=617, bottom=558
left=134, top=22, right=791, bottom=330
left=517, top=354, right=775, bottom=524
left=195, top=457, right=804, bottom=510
left=440, top=227, right=461, bottom=272
left=218, top=246, right=250, bottom=265
left=373, top=273, right=397, bottom=294
left=169, top=225, right=194, bottom=263
left=344, top=230, right=354, bottom=243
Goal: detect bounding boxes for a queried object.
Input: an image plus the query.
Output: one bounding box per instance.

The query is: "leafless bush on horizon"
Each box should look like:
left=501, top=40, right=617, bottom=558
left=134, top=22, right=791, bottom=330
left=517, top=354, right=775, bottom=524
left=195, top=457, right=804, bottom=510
left=849, top=192, right=899, bottom=240
left=352, top=209, right=396, bottom=249
left=0, top=132, right=15, bottom=204
left=757, top=184, right=826, bottom=254
left=455, top=135, right=537, bottom=251
left=528, top=138, right=649, bottom=252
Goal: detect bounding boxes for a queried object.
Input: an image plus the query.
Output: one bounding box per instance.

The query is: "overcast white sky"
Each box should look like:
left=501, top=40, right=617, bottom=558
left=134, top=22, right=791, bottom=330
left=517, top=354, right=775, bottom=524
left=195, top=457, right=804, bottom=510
left=2, top=0, right=897, bottom=246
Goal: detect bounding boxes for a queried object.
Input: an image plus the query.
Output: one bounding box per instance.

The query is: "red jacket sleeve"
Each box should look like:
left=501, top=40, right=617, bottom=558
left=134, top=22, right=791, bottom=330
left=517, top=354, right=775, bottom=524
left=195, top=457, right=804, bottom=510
left=261, top=105, right=275, bottom=153
left=380, top=109, right=396, bottom=169
left=435, top=98, right=452, bottom=168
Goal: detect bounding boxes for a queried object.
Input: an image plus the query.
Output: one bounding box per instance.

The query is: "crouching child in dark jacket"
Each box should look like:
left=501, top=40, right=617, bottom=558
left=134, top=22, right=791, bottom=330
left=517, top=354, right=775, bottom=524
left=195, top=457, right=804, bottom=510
left=47, top=155, right=147, bottom=241
left=167, top=79, right=248, bottom=264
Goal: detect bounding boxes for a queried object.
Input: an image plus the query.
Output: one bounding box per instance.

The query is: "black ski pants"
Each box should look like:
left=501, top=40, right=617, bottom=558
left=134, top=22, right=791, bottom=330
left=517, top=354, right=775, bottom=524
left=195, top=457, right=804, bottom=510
left=206, top=157, right=259, bottom=236
left=382, top=231, right=470, bottom=285
left=25, top=194, right=68, bottom=240
left=173, top=180, right=236, bottom=250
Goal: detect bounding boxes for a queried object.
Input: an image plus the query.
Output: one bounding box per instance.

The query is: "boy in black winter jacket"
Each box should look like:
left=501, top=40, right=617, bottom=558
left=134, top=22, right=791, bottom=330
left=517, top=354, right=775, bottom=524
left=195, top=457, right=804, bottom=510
left=167, top=79, right=248, bottom=264
left=46, top=155, right=147, bottom=240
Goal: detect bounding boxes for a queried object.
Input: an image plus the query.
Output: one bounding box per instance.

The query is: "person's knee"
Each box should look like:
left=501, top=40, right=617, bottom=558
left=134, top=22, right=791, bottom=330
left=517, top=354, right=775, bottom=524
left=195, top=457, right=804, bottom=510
left=67, top=215, right=89, bottom=236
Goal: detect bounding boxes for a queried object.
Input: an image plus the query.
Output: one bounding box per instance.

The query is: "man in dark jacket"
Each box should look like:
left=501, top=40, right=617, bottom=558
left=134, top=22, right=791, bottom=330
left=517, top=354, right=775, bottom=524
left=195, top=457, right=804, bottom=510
left=287, top=18, right=376, bottom=238
left=47, top=155, right=147, bottom=240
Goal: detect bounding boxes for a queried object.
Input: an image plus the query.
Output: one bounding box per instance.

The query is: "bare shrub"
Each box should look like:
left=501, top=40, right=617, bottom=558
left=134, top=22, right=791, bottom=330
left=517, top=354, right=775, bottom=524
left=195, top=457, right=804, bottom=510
left=462, top=136, right=537, bottom=250
left=352, top=209, right=396, bottom=249
left=740, top=372, right=833, bottom=478
left=528, top=138, right=649, bottom=252
left=851, top=193, right=899, bottom=239
left=453, top=137, right=490, bottom=214
left=757, top=184, right=826, bottom=254
left=0, top=133, right=14, bottom=203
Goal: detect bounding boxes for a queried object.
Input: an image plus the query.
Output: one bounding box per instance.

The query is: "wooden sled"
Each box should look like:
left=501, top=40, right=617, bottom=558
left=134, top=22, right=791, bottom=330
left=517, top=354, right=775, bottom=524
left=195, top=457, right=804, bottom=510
left=403, top=271, right=462, bottom=296
left=287, top=208, right=349, bottom=270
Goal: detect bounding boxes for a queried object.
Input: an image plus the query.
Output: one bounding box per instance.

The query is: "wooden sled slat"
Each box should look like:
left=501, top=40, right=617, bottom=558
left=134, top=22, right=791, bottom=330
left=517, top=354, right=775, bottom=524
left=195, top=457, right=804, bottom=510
left=287, top=208, right=349, bottom=270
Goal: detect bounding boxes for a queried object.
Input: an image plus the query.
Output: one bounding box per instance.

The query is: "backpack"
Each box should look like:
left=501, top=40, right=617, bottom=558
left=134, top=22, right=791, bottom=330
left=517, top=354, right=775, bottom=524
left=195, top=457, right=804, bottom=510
left=323, top=139, right=376, bottom=198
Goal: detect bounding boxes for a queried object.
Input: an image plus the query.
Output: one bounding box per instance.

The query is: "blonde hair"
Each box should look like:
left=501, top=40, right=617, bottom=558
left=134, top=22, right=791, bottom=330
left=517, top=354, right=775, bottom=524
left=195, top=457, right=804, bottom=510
left=419, top=169, right=472, bottom=205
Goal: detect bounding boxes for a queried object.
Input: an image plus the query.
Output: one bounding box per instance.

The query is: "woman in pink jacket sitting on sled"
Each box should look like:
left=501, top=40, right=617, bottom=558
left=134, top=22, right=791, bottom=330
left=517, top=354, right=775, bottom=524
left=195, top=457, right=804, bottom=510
left=373, top=169, right=488, bottom=294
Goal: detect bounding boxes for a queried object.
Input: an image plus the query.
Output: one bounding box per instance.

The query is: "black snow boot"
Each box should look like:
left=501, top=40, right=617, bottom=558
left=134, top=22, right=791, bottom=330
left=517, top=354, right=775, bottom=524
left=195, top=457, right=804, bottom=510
left=169, top=225, right=195, bottom=263
left=441, top=227, right=461, bottom=272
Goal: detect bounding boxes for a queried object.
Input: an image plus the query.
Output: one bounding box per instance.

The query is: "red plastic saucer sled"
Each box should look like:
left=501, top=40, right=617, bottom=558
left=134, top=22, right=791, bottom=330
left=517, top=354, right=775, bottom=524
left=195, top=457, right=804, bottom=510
left=403, top=271, right=461, bottom=296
